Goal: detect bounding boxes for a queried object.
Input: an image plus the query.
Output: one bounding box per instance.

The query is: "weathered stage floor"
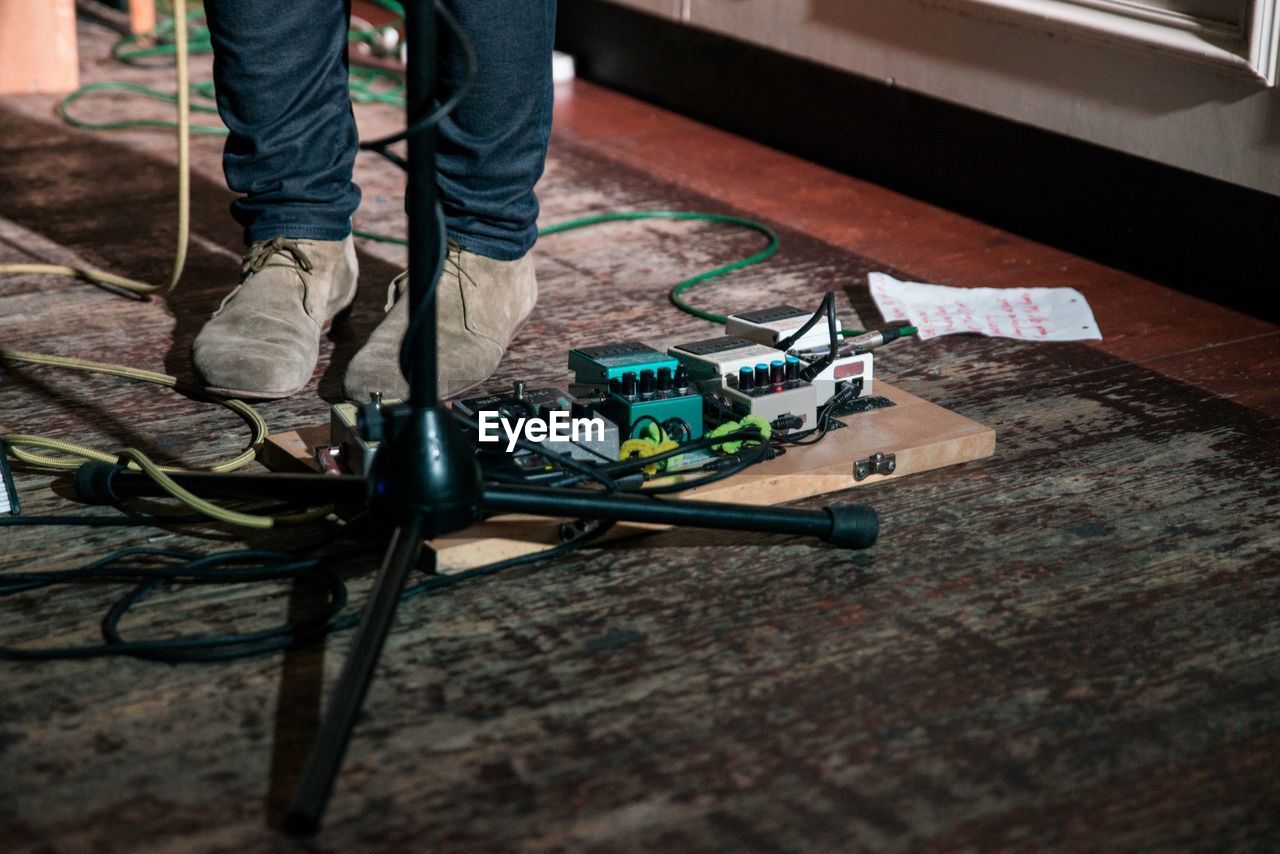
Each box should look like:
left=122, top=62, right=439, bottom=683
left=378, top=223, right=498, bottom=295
left=2, top=21, right=1278, bottom=852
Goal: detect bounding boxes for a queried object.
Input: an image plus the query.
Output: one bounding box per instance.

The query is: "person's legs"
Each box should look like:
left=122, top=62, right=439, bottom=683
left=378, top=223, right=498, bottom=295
left=436, top=0, right=556, bottom=261
left=193, top=0, right=360, bottom=399
left=343, top=0, right=556, bottom=403
left=203, top=0, right=361, bottom=242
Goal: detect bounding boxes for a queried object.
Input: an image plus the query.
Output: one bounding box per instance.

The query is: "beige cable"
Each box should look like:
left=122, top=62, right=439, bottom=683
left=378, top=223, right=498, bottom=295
left=0, top=349, right=295, bottom=529
left=0, top=0, right=190, bottom=297
left=0, top=4, right=322, bottom=529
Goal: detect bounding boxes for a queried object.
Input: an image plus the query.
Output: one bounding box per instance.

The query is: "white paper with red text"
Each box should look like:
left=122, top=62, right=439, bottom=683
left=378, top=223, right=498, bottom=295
left=868, top=272, right=1102, bottom=342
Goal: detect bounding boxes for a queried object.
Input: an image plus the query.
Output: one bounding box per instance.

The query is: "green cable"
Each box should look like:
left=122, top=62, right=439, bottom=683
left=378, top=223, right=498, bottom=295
left=57, top=80, right=225, bottom=134
left=59, top=11, right=405, bottom=134
left=112, top=11, right=210, bottom=64
left=367, top=0, right=407, bottom=15
left=380, top=216, right=924, bottom=343
left=360, top=210, right=781, bottom=326
left=358, top=214, right=921, bottom=341
left=538, top=211, right=780, bottom=324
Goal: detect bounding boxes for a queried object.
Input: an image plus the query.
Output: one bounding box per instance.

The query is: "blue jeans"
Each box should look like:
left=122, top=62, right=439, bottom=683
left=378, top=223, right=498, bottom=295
left=203, top=0, right=555, bottom=261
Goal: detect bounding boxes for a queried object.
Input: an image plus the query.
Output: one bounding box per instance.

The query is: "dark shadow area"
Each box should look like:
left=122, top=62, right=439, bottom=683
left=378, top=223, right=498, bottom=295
left=557, top=0, right=1280, bottom=324
left=317, top=251, right=402, bottom=404
left=263, top=577, right=331, bottom=831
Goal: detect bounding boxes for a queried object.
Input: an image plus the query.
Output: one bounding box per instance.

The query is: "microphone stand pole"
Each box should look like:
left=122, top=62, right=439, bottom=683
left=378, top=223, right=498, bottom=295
left=283, top=1, right=481, bottom=835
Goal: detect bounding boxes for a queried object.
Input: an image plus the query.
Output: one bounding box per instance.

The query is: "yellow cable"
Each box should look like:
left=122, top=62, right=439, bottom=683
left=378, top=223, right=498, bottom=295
left=0, top=5, right=321, bottom=529
left=0, top=349, right=264, bottom=472
left=0, top=349, right=294, bottom=529
left=0, top=0, right=190, bottom=298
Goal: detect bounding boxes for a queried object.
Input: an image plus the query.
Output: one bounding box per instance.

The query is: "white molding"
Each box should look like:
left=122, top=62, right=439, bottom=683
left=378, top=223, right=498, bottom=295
left=930, top=0, right=1280, bottom=83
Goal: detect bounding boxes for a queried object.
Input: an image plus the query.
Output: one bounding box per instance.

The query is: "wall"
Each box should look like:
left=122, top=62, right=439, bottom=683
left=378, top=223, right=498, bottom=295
left=603, top=0, right=1280, bottom=195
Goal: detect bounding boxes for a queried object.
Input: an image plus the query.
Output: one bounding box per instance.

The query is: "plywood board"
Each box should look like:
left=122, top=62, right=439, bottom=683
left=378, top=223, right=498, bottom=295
left=264, top=380, right=994, bottom=571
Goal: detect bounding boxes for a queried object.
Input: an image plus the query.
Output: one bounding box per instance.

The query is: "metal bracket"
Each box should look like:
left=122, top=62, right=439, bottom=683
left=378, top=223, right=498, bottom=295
left=853, top=451, right=896, bottom=481
left=560, top=517, right=605, bottom=543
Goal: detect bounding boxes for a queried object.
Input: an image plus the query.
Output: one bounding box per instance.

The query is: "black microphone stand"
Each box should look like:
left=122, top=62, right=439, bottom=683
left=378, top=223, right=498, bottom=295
left=73, top=1, right=878, bottom=835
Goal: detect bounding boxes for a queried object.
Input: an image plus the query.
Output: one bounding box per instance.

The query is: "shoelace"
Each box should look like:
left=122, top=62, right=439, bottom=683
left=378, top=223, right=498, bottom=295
left=243, top=236, right=314, bottom=276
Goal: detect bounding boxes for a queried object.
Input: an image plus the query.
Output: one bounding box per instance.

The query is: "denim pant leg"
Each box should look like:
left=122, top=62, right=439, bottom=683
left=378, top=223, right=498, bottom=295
left=437, top=0, right=557, bottom=261
left=204, top=0, right=361, bottom=243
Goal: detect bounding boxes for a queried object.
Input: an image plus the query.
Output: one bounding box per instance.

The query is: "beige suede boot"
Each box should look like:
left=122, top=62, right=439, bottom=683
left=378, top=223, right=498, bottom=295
left=342, top=243, right=537, bottom=403
left=192, top=236, right=358, bottom=399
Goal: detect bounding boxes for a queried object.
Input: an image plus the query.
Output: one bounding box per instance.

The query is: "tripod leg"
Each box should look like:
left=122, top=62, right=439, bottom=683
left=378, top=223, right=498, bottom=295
left=483, top=485, right=879, bottom=549
left=284, top=517, right=429, bottom=836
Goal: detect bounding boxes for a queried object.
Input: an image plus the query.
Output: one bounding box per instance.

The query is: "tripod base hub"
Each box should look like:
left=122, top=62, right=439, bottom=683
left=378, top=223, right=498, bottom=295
left=366, top=403, right=483, bottom=536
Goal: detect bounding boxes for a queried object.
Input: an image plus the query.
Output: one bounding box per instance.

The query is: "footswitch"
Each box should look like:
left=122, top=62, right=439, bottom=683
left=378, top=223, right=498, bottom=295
left=668, top=335, right=780, bottom=387
left=725, top=305, right=842, bottom=351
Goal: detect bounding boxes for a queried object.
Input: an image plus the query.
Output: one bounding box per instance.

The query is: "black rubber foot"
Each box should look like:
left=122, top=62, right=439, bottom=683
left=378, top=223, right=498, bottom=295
left=74, top=461, right=121, bottom=505
left=824, top=505, right=879, bottom=549
left=283, top=810, right=320, bottom=838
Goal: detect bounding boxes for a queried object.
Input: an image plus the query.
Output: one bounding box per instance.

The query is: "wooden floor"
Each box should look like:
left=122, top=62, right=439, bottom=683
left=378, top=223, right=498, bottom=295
left=1, top=21, right=1278, bottom=853
left=553, top=83, right=1280, bottom=419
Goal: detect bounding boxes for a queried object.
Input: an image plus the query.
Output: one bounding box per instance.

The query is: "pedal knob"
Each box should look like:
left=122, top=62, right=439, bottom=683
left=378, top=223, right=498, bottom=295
left=639, top=368, right=656, bottom=397
left=673, top=364, right=690, bottom=392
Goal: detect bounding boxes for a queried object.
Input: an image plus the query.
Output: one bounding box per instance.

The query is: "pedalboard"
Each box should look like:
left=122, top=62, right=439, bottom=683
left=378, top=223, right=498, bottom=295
left=329, top=298, right=895, bottom=482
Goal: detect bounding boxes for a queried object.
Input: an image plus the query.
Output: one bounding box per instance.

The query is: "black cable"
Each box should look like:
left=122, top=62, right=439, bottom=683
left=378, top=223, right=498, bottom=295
left=775, top=291, right=833, bottom=352
left=395, top=518, right=616, bottom=604
left=546, top=425, right=766, bottom=489
left=346, top=2, right=477, bottom=382
left=0, top=517, right=616, bottom=662
left=628, top=414, right=665, bottom=437
left=397, top=205, right=448, bottom=382
left=602, top=426, right=763, bottom=476
left=637, top=439, right=772, bottom=495
left=797, top=293, right=841, bottom=382
left=0, top=548, right=347, bottom=662
left=357, top=1, right=477, bottom=157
